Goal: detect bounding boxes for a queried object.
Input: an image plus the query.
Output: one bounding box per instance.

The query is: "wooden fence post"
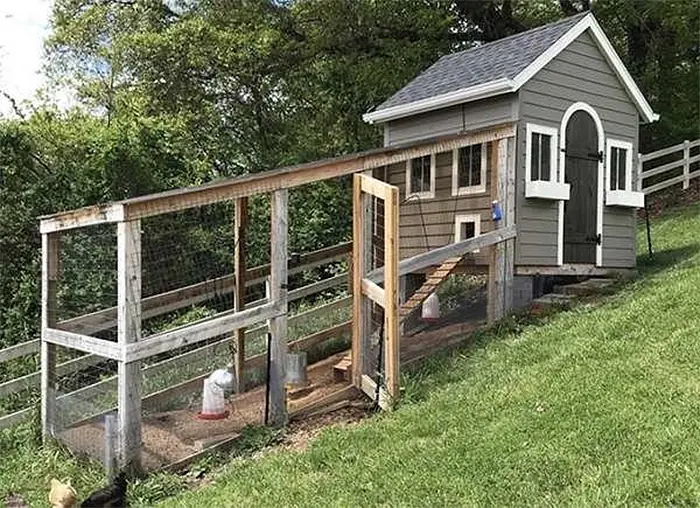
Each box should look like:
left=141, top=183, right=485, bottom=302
left=41, top=232, right=59, bottom=440
left=683, top=139, right=690, bottom=190
left=383, top=185, right=400, bottom=400
left=268, top=190, right=288, bottom=427
left=637, top=153, right=644, bottom=192
left=233, top=197, right=248, bottom=392
left=117, top=220, right=142, bottom=475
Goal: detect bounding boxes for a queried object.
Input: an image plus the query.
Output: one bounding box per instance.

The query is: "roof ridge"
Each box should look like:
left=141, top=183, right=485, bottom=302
left=437, top=11, right=590, bottom=64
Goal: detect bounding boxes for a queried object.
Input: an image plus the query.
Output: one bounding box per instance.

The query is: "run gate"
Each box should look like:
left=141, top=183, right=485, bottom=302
left=351, top=173, right=399, bottom=409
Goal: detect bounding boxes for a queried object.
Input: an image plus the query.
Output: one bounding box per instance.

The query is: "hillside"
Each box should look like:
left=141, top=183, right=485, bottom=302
left=160, top=203, right=700, bottom=507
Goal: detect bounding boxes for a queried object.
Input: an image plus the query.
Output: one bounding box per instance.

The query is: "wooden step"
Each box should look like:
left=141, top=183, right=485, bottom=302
left=332, top=355, right=352, bottom=382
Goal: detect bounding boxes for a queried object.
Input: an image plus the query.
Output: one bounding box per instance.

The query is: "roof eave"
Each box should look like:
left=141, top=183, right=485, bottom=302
left=362, top=78, right=515, bottom=124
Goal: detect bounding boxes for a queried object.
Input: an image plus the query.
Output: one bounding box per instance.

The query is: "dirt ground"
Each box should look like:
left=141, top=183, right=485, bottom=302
left=59, top=352, right=354, bottom=471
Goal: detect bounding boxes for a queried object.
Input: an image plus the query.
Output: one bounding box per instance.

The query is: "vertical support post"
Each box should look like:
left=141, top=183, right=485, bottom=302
left=41, top=232, right=59, bottom=440
left=117, top=220, right=142, bottom=475
left=487, top=137, right=514, bottom=322
left=351, top=175, right=364, bottom=387
left=233, top=196, right=248, bottom=393
left=637, top=153, right=644, bottom=193
left=682, top=139, right=690, bottom=190
left=383, top=185, right=400, bottom=400
left=487, top=141, right=502, bottom=323
left=104, top=413, right=117, bottom=481
left=268, top=190, right=288, bottom=427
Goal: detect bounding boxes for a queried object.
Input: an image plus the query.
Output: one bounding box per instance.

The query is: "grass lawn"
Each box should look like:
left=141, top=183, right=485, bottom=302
left=0, top=203, right=697, bottom=507
left=159, top=203, right=700, bottom=507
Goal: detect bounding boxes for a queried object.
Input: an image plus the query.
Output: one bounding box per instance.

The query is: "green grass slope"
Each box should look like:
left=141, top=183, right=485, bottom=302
left=161, top=203, right=700, bottom=507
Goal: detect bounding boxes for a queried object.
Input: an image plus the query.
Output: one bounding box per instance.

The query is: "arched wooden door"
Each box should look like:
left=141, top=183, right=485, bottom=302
left=563, top=110, right=599, bottom=264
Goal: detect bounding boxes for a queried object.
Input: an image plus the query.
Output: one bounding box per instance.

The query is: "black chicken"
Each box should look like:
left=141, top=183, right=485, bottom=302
left=79, top=472, right=128, bottom=508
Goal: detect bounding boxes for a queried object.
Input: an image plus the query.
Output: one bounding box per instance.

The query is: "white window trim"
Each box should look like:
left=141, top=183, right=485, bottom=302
left=454, top=213, right=481, bottom=252
left=525, top=123, right=570, bottom=200
left=605, top=138, right=644, bottom=208
left=451, top=143, right=487, bottom=196
left=405, top=154, right=436, bottom=200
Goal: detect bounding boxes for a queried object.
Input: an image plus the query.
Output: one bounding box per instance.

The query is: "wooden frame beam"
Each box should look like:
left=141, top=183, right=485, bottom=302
left=39, top=125, right=516, bottom=232
left=366, top=226, right=516, bottom=284
left=267, top=189, right=289, bottom=427
left=43, top=328, right=122, bottom=360
left=233, top=196, right=248, bottom=393
left=41, top=232, right=59, bottom=440
left=117, top=220, right=142, bottom=475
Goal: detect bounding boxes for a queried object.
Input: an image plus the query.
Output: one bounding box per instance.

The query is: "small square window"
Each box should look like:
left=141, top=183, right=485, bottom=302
left=530, top=132, right=552, bottom=181
left=406, top=154, right=435, bottom=199
left=452, top=143, right=487, bottom=196
left=454, top=213, right=481, bottom=252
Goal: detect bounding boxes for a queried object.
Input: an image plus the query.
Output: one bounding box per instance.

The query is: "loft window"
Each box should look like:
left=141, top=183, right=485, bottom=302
left=454, top=213, right=481, bottom=252
left=452, top=143, right=487, bottom=195
left=406, top=154, right=435, bottom=199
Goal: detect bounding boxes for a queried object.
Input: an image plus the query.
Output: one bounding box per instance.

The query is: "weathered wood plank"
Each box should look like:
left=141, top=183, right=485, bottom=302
left=39, top=204, right=125, bottom=234
left=361, top=278, right=385, bottom=306
left=267, top=189, right=288, bottom=427
left=367, top=226, right=517, bottom=284
left=0, top=340, right=39, bottom=363
left=383, top=185, right=400, bottom=402
left=351, top=175, right=364, bottom=388
left=41, top=232, right=59, bottom=439
left=233, top=196, right=248, bottom=393
left=44, top=328, right=122, bottom=360
left=125, top=302, right=280, bottom=363
left=117, top=220, right=142, bottom=474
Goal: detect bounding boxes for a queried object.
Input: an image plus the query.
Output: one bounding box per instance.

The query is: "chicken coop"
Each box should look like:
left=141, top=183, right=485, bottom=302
left=38, top=12, right=654, bottom=474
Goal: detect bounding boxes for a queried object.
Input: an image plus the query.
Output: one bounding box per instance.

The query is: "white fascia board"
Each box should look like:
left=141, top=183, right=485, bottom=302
left=513, top=13, right=657, bottom=123
left=362, top=78, right=515, bottom=124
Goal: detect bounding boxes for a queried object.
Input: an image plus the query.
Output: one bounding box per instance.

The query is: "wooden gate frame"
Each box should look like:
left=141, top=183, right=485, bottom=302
left=351, top=173, right=399, bottom=409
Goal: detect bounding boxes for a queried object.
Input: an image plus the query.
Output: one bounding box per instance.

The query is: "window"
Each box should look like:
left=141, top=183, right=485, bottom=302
left=454, top=213, right=481, bottom=252
left=406, top=154, right=435, bottom=199
left=605, top=139, right=643, bottom=207
left=525, top=123, right=570, bottom=200
left=452, top=143, right=487, bottom=195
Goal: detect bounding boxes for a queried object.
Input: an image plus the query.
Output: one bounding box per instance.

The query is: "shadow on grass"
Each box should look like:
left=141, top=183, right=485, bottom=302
left=636, top=243, right=700, bottom=277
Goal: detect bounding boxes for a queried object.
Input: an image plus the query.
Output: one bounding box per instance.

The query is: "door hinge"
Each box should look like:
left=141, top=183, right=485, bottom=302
left=596, top=233, right=602, bottom=245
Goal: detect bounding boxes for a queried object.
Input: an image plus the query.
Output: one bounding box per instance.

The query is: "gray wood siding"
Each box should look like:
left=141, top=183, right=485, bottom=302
left=516, top=30, right=639, bottom=267
left=384, top=95, right=518, bottom=146
left=386, top=149, right=493, bottom=263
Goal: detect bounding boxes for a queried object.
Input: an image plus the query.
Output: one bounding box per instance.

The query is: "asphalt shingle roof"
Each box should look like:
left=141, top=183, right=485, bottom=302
left=374, top=13, right=588, bottom=112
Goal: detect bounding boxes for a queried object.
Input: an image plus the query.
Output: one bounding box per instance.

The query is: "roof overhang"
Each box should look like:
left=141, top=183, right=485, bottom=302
left=364, top=13, right=659, bottom=125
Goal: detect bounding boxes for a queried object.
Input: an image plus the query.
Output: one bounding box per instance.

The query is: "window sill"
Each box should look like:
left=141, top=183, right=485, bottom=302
left=605, top=190, right=644, bottom=208
left=525, top=181, right=570, bottom=200
left=453, top=185, right=487, bottom=197
left=406, top=191, right=434, bottom=201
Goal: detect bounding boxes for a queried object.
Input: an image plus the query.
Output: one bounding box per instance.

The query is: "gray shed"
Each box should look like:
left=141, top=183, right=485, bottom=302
left=363, top=12, right=656, bottom=282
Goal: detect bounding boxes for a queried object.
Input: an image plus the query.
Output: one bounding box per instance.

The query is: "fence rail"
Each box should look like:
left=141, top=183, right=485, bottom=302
left=0, top=242, right=351, bottom=430
left=640, top=139, right=700, bottom=195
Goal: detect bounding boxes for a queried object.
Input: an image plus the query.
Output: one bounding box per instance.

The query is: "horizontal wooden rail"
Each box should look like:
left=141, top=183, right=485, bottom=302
left=44, top=329, right=122, bottom=361
left=640, top=138, right=700, bottom=195
left=0, top=272, right=348, bottom=402
left=366, top=225, right=517, bottom=284
left=39, top=124, right=516, bottom=232
left=0, top=340, right=39, bottom=363
left=125, top=302, right=280, bottom=362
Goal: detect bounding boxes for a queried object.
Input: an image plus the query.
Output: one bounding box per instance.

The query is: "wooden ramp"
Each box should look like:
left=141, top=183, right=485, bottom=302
left=334, top=255, right=464, bottom=380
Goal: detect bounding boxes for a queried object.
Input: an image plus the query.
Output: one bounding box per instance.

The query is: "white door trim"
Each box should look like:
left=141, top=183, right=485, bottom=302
left=558, top=101, right=604, bottom=267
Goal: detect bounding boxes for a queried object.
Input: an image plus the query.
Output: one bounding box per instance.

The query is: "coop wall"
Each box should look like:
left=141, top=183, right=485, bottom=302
left=383, top=95, right=518, bottom=146
left=384, top=150, right=494, bottom=263
left=516, top=29, right=639, bottom=268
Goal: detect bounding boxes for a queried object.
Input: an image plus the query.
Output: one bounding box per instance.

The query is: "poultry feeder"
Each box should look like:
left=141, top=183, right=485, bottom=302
left=286, top=351, right=308, bottom=388
left=197, top=377, right=229, bottom=420
left=421, top=292, right=440, bottom=323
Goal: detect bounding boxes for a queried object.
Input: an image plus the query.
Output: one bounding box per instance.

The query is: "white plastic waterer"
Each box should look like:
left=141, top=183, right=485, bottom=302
left=421, top=292, right=440, bottom=322
left=210, top=363, right=235, bottom=394
left=198, top=377, right=228, bottom=420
